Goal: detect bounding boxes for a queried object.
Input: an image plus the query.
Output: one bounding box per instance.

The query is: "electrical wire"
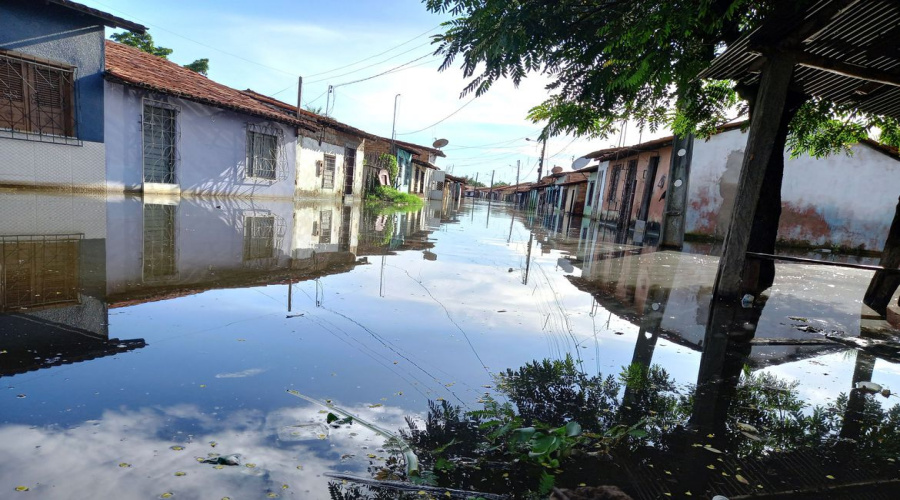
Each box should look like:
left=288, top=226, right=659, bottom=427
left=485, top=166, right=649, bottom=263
left=396, top=96, right=477, bottom=135
left=305, top=42, right=433, bottom=84
left=304, top=24, right=442, bottom=78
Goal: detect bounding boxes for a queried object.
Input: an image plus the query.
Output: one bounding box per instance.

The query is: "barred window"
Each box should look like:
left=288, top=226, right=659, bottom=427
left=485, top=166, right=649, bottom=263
left=319, top=210, right=332, bottom=244
left=243, top=216, right=275, bottom=260
left=0, top=51, right=75, bottom=138
left=322, top=154, right=336, bottom=189
left=246, top=123, right=282, bottom=180
left=142, top=101, right=178, bottom=184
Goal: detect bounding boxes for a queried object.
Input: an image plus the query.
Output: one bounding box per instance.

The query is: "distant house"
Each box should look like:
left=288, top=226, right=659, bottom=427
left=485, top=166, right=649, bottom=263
left=104, top=41, right=318, bottom=197
left=0, top=0, right=144, bottom=190
left=582, top=136, right=673, bottom=238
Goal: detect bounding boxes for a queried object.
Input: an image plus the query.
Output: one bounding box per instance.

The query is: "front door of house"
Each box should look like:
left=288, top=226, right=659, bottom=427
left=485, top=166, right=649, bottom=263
left=343, top=147, right=356, bottom=195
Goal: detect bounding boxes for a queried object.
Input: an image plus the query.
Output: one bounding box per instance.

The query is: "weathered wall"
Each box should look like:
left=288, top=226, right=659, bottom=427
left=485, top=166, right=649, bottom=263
left=0, top=140, right=106, bottom=190
left=686, top=128, right=900, bottom=251
left=295, top=131, right=363, bottom=199
left=104, top=83, right=297, bottom=198
left=595, top=149, right=671, bottom=229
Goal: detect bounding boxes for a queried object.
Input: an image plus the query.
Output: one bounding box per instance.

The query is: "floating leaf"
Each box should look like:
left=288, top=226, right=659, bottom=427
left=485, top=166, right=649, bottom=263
left=703, top=446, right=722, bottom=454
left=266, top=494, right=279, bottom=498
left=826, top=475, right=835, bottom=480
left=706, top=464, right=716, bottom=470
left=327, top=413, right=339, bottom=424
left=174, top=472, right=186, bottom=477
left=736, top=474, right=749, bottom=485
left=209, top=441, right=217, bottom=448
left=169, top=446, right=184, bottom=451
left=245, top=463, right=257, bottom=468
left=213, top=465, right=224, bottom=470
left=296, top=465, right=303, bottom=470
left=368, top=404, right=383, bottom=408
left=281, top=484, right=289, bottom=490
left=199, top=385, right=206, bottom=388
left=160, top=493, right=173, bottom=499
left=118, top=462, right=132, bottom=468
left=15, top=486, right=29, bottom=492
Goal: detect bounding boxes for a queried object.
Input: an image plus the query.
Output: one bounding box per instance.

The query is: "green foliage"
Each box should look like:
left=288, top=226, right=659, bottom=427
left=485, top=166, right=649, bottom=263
left=378, top=153, right=400, bottom=184
left=110, top=32, right=173, bottom=59
left=492, top=181, right=509, bottom=188
left=425, top=0, right=900, bottom=156
left=461, top=175, right=485, bottom=188
left=366, top=186, right=423, bottom=207
left=304, top=104, right=324, bottom=115
left=183, top=58, right=209, bottom=76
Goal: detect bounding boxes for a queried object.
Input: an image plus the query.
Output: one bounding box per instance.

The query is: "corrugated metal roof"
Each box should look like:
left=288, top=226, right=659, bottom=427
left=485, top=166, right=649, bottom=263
left=700, top=0, right=900, bottom=119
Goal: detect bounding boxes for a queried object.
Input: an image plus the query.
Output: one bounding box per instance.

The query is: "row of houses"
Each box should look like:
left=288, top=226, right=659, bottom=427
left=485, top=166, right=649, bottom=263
left=492, top=122, right=900, bottom=252
left=0, top=0, right=465, bottom=205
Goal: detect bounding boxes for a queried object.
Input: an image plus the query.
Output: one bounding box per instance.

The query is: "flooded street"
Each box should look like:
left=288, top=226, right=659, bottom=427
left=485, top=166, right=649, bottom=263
left=2, top=193, right=900, bottom=499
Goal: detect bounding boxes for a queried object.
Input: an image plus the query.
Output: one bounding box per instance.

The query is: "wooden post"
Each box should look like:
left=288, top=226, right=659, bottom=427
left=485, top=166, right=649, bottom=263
left=713, top=53, right=796, bottom=299
left=864, top=196, right=900, bottom=316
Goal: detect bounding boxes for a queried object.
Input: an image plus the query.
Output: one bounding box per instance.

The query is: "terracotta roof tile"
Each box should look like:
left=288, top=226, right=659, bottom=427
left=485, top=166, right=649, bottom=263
left=104, top=41, right=316, bottom=129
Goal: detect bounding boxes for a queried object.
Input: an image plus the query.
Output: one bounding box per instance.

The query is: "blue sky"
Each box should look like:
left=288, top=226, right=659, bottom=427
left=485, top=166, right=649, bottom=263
left=85, top=0, right=665, bottom=184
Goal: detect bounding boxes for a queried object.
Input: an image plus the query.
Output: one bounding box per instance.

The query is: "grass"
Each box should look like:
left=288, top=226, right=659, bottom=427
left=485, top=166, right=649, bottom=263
left=366, top=186, right=424, bottom=208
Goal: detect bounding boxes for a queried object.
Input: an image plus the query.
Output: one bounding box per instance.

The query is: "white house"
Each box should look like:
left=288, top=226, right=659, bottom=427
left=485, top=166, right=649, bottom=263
left=104, top=41, right=314, bottom=198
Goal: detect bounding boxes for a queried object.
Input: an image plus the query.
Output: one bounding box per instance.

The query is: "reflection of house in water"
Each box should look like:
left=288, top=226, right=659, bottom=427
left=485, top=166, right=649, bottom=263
left=107, top=197, right=365, bottom=303
left=0, top=193, right=145, bottom=377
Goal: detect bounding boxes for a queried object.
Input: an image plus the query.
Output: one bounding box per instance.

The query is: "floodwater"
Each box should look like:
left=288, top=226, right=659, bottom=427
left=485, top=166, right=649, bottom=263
left=2, top=193, right=900, bottom=499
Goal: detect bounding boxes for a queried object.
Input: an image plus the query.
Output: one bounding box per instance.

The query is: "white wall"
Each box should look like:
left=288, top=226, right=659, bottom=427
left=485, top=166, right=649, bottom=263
left=687, top=128, right=900, bottom=250
left=295, top=134, right=363, bottom=199
left=0, top=138, right=105, bottom=190
left=105, top=82, right=297, bottom=198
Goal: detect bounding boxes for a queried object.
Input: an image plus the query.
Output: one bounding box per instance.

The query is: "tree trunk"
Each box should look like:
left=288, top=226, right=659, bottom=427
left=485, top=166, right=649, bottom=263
left=741, top=91, right=807, bottom=295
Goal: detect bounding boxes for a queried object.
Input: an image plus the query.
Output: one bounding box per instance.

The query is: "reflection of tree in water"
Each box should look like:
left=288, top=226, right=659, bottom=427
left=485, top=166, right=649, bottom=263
left=330, top=354, right=900, bottom=499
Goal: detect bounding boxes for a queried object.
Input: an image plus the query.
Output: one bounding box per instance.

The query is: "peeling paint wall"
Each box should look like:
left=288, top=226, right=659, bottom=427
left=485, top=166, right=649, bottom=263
left=594, top=149, right=672, bottom=231
left=295, top=131, right=363, bottom=199
left=686, top=128, right=900, bottom=251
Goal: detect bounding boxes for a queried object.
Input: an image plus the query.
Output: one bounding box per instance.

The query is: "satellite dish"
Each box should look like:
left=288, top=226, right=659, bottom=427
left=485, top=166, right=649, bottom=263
left=432, top=138, right=449, bottom=148
left=572, top=156, right=590, bottom=170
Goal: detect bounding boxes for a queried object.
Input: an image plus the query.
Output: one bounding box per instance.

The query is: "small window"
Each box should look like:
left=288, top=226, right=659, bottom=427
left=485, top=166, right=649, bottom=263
left=243, top=216, right=275, bottom=260
left=246, top=123, right=283, bottom=180
left=319, top=210, right=332, bottom=244
left=322, top=154, right=336, bottom=189
left=0, top=51, right=75, bottom=139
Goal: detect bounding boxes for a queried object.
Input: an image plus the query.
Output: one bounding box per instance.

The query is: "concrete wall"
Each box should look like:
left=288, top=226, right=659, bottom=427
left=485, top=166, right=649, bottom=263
left=0, top=0, right=108, bottom=189
left=686, top=128, right=900, bottom=251
left=104, top=83, right=297, bottom=198
left=295, top=132, right=363, bottom=199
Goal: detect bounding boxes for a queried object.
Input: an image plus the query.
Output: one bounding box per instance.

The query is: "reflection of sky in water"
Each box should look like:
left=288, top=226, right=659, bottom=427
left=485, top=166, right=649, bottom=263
left=3, top=197, right=900, bottom=497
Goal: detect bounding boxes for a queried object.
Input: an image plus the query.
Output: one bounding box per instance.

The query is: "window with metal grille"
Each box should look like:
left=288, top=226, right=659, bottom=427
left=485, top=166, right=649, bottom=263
left=322, top=154, right=336, bottom=189
left=142, top=101, right=178, bottom=184
left=0, top=51, right=75, bottom=139
left=243, top=216, right=275, bottom=260
left=246, top=126, right=279, bottom=180
left=319, top=210, right=332, bottom=244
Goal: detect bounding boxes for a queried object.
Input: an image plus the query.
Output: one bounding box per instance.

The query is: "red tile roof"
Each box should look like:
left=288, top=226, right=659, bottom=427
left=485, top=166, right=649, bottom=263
left=104, top=41, right=317, bottom=130
left=240, top=89, right=381, bottom=141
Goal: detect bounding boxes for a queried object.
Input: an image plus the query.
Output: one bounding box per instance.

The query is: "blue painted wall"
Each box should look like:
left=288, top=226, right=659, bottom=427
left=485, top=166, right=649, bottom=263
left=0, top=0, right=106, bottom=143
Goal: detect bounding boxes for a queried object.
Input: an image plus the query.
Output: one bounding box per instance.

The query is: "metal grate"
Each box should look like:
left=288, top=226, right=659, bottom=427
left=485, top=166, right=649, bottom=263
left=319, top=210, right=333, bottom=244
left=322, top=153, right=336, bottom=189
left=0, top=234, right=81, bottom=312
left=142, top=100, right=178, bottom=184
left=142, top=204, right=177, bottom=280
left=243, top=216, right=275, bottom=260
left=246, top=123, right=285, bottom=180
left=0, top=51, right=77, bottom=143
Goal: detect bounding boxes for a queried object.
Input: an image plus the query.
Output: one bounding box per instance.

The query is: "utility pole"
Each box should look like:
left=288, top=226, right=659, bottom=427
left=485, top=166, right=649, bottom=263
left=325, top=85, right=333, bottom=117
left=488, top=170, right=495, bottom=201
left=515, top=159, right=521, bottom=206
left=296, top=76, right=303, bottom=118
left=474, top=172, right=479, bottom=198
left=537, top=137, right=547, bottom=181
left=390, top=94, right=401, bottom=152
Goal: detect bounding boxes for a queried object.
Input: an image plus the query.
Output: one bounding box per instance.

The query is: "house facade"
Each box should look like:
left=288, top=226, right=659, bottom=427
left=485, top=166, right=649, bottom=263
left=0, top=0, right=143, bottom=190
left=104, top=41, right=314, bottom=198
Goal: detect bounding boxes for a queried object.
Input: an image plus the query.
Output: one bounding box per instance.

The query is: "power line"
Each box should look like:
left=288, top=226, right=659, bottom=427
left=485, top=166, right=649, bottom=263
left=396, top=97, right=477, bottom=136
left=306, top=42, right=433, bottom=85
left=305, top=24, right=442, bottom=78
left=332, top=53, right=435, bottom=89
